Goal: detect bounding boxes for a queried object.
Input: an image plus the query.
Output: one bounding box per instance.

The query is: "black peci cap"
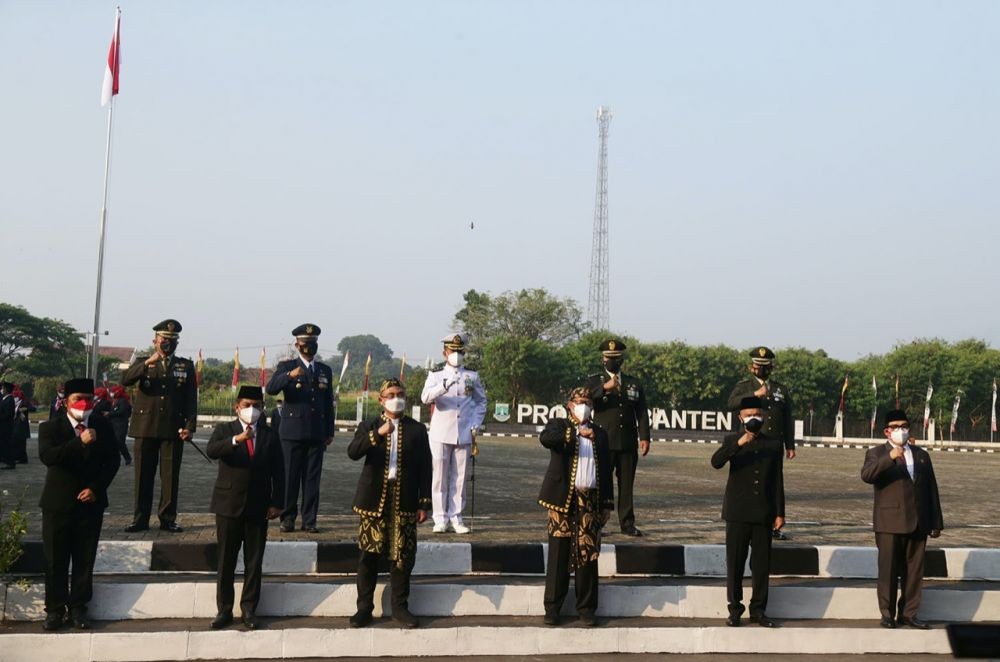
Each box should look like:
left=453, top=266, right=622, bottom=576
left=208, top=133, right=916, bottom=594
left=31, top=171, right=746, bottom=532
left=738, top=396, right=764, bottom=410
left=64, top=378, right=95, bottom=396
left=884, top=409, right=909, bottom=426
left=236, top=385, right=264, bottom=401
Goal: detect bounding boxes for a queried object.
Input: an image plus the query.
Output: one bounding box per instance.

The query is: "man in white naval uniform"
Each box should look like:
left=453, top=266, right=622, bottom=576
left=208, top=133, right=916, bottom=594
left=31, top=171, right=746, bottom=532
left=420, top=333, right=487, bottom=534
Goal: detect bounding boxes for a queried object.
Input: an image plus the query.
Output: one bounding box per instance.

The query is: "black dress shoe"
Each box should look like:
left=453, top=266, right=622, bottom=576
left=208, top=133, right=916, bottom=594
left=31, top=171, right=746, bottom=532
left=726, top=615, right=742, bottom=627
left=210, top=612, right=233, bottom=629
left=579, top=613, right=598, bottom=626
left=349, top=610, right=373, bottom=628
left=543, top=612, right=560, bottom=626
left=42, top=613, right=65, bottom=631
left=620, top=525, right=643, bottom=537
left=749, top=615, right=779, bottom=628
left=302, top=526, right=319, bottom=534
left=880, top=616, right=898, bottom=629
left=280, top=520, right=295, bottom=533
left=159, top=522, right=183, bottom=533
left=124, top=521, right=149, bottom=533
left=68, top=611, right=91, bottom=630
left=898, top=617, right=930, bottom=629
left=242, top=613, right=261, bottom=630
left=392, top=607, right=419, bottom=628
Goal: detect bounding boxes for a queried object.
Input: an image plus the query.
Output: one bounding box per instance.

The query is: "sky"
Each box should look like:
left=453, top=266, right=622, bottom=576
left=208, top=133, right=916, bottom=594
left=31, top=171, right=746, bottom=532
left=2, top=1, right=998, bottom=364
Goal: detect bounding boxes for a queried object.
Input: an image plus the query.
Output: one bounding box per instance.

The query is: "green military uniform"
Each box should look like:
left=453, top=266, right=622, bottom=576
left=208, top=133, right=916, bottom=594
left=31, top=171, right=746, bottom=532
left=584, top=338, right=650, bottom=535
left=120, top=319, right=198, bottom=531
left=726, top=347, right=794, bottom=452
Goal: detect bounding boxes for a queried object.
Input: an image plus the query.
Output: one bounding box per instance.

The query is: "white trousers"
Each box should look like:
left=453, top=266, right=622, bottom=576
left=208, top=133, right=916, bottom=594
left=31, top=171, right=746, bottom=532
left=430, top=441, right=471, bottom=525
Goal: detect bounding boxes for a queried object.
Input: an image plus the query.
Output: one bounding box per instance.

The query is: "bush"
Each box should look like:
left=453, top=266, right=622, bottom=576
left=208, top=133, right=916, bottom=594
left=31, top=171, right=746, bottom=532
left=0, top=488, right=28, bottom=576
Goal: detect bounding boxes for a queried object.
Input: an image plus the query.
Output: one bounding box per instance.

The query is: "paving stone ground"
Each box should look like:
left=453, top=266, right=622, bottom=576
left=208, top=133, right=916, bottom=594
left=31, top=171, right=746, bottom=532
left=3, top=426, right=999, bottom=547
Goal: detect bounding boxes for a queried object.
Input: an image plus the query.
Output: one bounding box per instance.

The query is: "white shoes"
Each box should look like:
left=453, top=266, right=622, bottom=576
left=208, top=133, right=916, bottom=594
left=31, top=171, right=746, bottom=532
left=451, top=521, right=471, bottom=534
left=432, top=522, right=448, bottom=533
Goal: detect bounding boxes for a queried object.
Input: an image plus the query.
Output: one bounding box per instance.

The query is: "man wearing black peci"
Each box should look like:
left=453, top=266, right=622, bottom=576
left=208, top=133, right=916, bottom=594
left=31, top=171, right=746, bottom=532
left=266, top=323, right=335, bottom=533
left=347, top=378, right=432, bottom=628
left=862, top=409, right=943, bottom=630
left=38, top=378, right=121, bottom=631
left=206, top=385, right=284, bottom=631
left=712, top=396, right=785, bottom=628
left=121, top=319, right=198, bottom=533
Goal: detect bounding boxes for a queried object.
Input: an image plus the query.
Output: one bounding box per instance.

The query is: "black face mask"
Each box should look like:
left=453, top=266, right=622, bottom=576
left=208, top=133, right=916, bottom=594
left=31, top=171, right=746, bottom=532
left=158, top=339, right=176, bottom=355
left=299, top=341, right=318, bottom=357
left=604, top=359, right=622, bottom=373
left=744, top=417, right=764, bottom=433
left=755, top=367, right=772, bottom=381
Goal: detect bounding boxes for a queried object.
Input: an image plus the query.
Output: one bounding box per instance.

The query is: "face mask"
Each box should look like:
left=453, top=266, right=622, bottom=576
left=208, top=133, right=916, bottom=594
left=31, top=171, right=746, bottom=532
left=743, top=416, right=764, bottom=433
left=573, top=403, right=592, bottom=422
left=755, top=367, right=772, bottom=380
left=238, top=406, right=261, bottom=425
left=604, top=359, right=622, bottom=373
left=447, top=352, right=464, bottom=367
left=384, top=397, right=406, bottom=414
left=890, top=428, right=909, bottom=445
left=299, top=341, right=318, bottom=357
left=69, top=399, right=93, bottom=421
left=158, top=339, right=177, bottom=355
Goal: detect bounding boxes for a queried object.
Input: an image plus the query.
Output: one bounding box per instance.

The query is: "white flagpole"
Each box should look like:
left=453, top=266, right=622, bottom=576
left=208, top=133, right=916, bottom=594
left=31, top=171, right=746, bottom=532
left=90, top=97, right=116, bottom=381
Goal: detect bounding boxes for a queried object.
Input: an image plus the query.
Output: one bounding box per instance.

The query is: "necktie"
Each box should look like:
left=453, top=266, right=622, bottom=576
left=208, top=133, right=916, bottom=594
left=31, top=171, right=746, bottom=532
left=75, top=423, right=86, bottom=436
left=246, top=426, right=255, bottom=459
left=309, top=363, right=315, bottom=378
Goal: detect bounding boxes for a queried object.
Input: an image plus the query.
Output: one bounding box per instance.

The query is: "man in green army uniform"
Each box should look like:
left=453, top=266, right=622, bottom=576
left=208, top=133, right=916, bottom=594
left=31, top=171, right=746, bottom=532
left=121, top=319, right=198, bottom=533
left=585, top=339, right=650, bottom=537
left=727, top=347, right=795, bottom=461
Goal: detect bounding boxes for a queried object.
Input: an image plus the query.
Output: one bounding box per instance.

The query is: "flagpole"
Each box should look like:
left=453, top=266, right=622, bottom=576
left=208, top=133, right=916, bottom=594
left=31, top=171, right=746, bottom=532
left=89, top=98, right=116, bottom=381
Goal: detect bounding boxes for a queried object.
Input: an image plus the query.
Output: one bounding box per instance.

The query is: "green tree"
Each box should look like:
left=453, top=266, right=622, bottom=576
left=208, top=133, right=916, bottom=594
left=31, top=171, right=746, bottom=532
left=453, top=288, right=588, bottom=353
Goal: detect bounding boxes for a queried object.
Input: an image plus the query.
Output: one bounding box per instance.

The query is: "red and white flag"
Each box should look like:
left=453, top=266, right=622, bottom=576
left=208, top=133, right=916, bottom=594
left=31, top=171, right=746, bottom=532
left=231, top=347, right=240, bottom=391
left=259, top=348, right=267, bottom=388
left=991, top=379, right=997, bottom=434
left=100, top=8, right=122, bottom=107
left=922, top=381, right=933, bottom=430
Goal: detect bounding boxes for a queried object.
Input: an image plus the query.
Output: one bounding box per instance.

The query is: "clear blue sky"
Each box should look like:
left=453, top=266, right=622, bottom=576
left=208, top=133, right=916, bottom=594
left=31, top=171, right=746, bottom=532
left=2, top=1, right=998, bottom=363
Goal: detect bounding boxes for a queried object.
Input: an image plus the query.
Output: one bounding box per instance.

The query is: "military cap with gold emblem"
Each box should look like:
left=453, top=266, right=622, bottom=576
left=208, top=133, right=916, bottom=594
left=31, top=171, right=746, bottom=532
left=599, top=338, right=626, bottom=357
left=292, top=323, right=321, bottom=339
left=153, top=319, right=182, bottom=338
left=750, top=346, right=775, bottom=366
left=441, top=332, right=469, bottom=351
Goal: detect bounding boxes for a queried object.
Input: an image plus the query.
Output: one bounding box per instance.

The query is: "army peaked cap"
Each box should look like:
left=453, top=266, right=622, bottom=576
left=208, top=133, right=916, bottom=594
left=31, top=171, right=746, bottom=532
left=292, top=323, right=321, bottom=339
left=441, top=332, right=468, bottom=350
left=750, top=346, right=775, bottom=365
left=153, top=319, right=182, bottom=337
left=600, top=338, right=626, bottom=356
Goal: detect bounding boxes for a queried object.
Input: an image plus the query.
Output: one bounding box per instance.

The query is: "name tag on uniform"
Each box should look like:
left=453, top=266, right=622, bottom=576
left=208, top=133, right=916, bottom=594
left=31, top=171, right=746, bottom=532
left=626, top=386, right=638, bottom=400
left=319, top=375, right=329, bottom=390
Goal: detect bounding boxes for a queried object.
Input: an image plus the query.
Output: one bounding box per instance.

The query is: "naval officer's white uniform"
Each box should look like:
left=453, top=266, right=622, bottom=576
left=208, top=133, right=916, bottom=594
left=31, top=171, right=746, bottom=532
left=420, top=334, right=487, bottom=532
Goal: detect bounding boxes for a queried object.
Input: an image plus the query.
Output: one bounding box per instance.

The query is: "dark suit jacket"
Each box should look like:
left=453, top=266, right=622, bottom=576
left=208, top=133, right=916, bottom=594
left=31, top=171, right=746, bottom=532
left=38, top=414, right=121, bottom=513
left=0, top=394, right=14, bottom=442
left=712, top=432, right=785, bottom=525
left=108, top=398, right=132, bottom=441
left=537, top=417, right=614, bottom=514
left=206, top=420, right=285, bottom=519
left=122, top=355, right=198, bottom=438
left=265, top=358, right=335, bottom=441
left=861, top=442, right=943, bottom=535
left=348, top=415, right=432, bottom=517
left=727, top=377, right=795, bottom=451
left=585, top=372, right=651, bottom=451
left=269, top=407, right=282, bottom=438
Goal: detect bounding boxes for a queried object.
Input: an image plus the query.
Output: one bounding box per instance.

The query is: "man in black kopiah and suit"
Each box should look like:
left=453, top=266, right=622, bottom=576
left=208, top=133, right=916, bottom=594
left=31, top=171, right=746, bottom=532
left=584, top=338, right=650, bottom=537
left=862, top=408, right=943, bottom=630
left=38, top=378, right=121, bottom=631
left=120, top=319, right=198, bottom=533
left=206, top=385, right=284, bottom=631
left=711, top=395, right=785, bottom=628
left=265, top=323, right=335, bottom=533
left=0, top=381, right=16, bottom=470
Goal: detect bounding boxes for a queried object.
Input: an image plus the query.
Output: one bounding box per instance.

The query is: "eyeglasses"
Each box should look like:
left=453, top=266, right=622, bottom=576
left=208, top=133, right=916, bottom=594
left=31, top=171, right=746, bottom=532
left=887, top=425, right=910, bottom=431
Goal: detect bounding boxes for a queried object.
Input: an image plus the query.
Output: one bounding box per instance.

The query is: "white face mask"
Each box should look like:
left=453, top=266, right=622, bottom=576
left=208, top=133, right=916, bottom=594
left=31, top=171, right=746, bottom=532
left=573, top=403, right=592, bottom=422
left=447, top=352, right=464, bottom=367
left=890, top=428, right=909, bottom=445
left=384, top=397, right=406, bottom=414
left=238, top=406, right=261, bottom=425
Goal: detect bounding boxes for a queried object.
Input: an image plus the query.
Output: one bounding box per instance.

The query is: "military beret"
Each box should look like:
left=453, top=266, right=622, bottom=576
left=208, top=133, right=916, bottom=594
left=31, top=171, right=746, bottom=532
left=750, top=346, right=775, bottom=365
left=600, top=338, right=626, bottom=356
left=738, top=396, right=764, bottom=410
left=236, top=385, right=264, bottom=401
left=64, top=378, right=95, bottom=396
left=379, top=377, right=404, bottom=393
left=884, top=409, right=909, bottom=426
left=153, top=319, right=182, bottom=337
left=292, top=323, right=321, bottom=339
left=441, top=332, right=468, bottom=351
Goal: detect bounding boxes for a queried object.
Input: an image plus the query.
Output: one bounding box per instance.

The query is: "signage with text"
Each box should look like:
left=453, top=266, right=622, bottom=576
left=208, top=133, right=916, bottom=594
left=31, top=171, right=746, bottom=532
left=507, top=403, right=734, bottom=431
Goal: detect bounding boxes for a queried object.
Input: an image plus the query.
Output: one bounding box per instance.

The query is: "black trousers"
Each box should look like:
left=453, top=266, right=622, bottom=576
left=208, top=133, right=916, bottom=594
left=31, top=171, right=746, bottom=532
left=115, top=429, right=132, bottom=464
left=133, top=437, right=183, bottom=525
left=216, top=513, right=268, bottom=615
left=280, top=438, right=324, bottom=528
left=725, top=520, right=772, bottom=618
left=609, top=448, right=638, bottom=529
left=543, top=535, right=599, bottom=616
left=42, top=507, right=103, bottom=615
left=0, top=432, right=15, bottom=467
left=875, top=530, right=927, bottom=620
left=356, top=550, right=414, bottom=615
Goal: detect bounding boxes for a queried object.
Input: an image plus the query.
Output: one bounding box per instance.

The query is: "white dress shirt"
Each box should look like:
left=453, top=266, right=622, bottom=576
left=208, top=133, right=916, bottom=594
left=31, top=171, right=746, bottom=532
left=387, top=418, right=399, bottom=480
left=232, top=420, right=258, bottom=446
left=421, top=365, right=488, bottom=446
left=574, top=432, right=597, bottom=489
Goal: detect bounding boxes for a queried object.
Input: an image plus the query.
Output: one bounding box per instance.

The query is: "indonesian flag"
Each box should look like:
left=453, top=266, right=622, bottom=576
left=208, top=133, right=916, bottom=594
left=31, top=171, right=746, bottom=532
left=992, top=379, right=997, bottom=434
left=259, top=348, right=267, bottom=388
left=950, top=391, right=962, bottom=435
left=196, top=350, right=204, bottom=387
left=923, top=381, right=933, bottom=430
left=100, top=8, right=121, bottom=107
left=870, top=375, right=878, bottom=435
left=838, top=375, right=849, bottom=413
left=231, top=347, right=240, bottom=391
left=399, top=353, right=407, bottom=382
left=362, top=352, right=372, bottom=392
